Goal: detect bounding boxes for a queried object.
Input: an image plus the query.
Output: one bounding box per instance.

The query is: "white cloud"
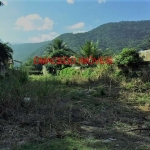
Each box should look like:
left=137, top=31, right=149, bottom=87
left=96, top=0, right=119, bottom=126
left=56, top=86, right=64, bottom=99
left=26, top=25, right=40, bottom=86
left=15, top=14, right=54, bottom=31
left=98, top=0, right=106, bottom=3
left=66, top=0, right=74, bottom=4
left=67, top=22, right=85, bottom=30
left=1, top=0, right=7, bottom=5
left=28, top=32, right=59, bottom=43
left=73, top=30, right=86, bottom=34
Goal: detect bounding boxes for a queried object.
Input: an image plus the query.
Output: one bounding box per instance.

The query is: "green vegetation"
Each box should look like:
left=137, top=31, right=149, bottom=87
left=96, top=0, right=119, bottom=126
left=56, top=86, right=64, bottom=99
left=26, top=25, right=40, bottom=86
left=10, top=41, right=50, bottom=63
left=115, top=48, right=141, bottom=75
left=0, top=41, right=13, bottom=66
left=1, top=60, right=150, bottom=149
left=0, top=1, right=3, bottom=6
left=10, top=20, right=150, bottom=63
left=1, top=21, right=150, bottom=150
left=15, top=137, right=110, bottom=150
left=42, top=39, right=75, bottom=74
left=79, top=40, right=102, bottom=58
left=115, top=48, right=140, bottom=66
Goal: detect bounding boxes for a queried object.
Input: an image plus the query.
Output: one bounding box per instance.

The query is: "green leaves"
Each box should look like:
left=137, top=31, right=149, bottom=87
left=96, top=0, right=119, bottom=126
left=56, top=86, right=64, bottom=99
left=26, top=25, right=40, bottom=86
left=0, top=41, right=13, bottom=66
left=44, top=39, right=75, bottom=74
left=115, top=48, right=141, bottom=75
left=115, top=48, right=140, bottom=66
left=80, top=40, right=101, bottom=58
left=46, top=38, right=75, bottom=55
left=0, top=1, right=3, bottom=6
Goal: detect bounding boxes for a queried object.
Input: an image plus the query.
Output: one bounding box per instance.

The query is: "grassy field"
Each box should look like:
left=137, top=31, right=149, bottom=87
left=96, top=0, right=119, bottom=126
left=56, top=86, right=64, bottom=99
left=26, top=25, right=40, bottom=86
left=0, top=65, right=150, bottom=150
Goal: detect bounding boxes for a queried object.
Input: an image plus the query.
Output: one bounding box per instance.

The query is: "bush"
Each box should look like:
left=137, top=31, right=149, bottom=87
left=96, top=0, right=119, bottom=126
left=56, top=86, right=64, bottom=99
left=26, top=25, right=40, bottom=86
left=115, top=48, right=141, bottom=75
left=28, top=71, right=43, bottom=75
left=6, top=69, right=29, bottom=84
left=0, top=74, right=4, bottom=80
left=92, top=86, right=105, bottom=97
left=18, top=70, right=29, bottom=84
left=59, top=67, right=80, bottom=78
left=82, top=68, right=94, bottom=78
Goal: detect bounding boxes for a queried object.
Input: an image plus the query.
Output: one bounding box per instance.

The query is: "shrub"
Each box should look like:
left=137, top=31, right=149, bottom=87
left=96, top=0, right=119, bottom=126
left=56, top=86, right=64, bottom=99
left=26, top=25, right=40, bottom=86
left=59, top=67, right=80, bottom=78
left=92, top=86, right=105, bottom=97
left=81, top=68, right=94, bottom=78
left=0, top=74, right=4, bottom=80
left=115, top=48, right=140, bottom=66
left=18, top=70, right=29, bottom=84
left=115, top=48, right=141, bottom=75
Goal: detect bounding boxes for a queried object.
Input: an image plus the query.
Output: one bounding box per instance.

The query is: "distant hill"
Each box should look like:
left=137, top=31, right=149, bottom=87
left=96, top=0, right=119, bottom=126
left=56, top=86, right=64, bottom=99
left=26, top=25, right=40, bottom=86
left=10, top=41, right=50, bottom=63
left=56, top=20, right=150, bottom=52
left=11, top=20, right=150, bottom=63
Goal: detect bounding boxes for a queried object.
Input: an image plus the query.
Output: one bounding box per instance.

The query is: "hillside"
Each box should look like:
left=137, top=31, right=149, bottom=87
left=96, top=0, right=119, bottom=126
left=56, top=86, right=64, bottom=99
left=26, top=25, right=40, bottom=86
left=57, top=20, right=150, bottom=52
left=11, top=20, right=150, bottom=63
left=10, top=41, right=50, bottom=63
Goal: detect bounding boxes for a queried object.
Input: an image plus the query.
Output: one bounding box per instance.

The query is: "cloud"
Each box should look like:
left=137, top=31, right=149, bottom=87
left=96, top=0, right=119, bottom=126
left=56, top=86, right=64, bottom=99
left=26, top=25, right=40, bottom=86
left=66, top=0, right=74, bottom=4
left=73, top=30, right=86, bottom=34
left=15, top=14, right=54, bottom=31
left=28, top=32, right=59, bottom=43
left=67, top=22, right=85, bottom=30
left=1, top=0, right=7, bottom=5
left=98, top=0, right=106, bottom=3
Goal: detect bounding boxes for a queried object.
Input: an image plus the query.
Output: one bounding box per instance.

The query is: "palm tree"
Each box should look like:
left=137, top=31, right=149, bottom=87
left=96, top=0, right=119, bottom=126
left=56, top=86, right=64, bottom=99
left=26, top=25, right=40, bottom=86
left=44, top=39, right=75, bottom=74
left=0, top=1, right=4, bottom=6
left=0, top=41, right=13, bottom=66
left=46, top=38, right=75, bottom=54
left=80, top=40, right=101, bottom=58
left=78, top=41, right=102, bottom=66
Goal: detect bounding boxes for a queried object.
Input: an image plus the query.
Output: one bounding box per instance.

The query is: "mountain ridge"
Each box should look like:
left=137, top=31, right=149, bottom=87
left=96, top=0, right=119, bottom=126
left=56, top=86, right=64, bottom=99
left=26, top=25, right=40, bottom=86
left=10, top=20, right=150, bottom=63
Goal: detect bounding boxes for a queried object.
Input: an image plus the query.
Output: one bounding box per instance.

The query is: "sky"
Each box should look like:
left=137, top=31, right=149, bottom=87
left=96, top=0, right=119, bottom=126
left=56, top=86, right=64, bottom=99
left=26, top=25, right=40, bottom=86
left=0, top=0, right=150, bottom=44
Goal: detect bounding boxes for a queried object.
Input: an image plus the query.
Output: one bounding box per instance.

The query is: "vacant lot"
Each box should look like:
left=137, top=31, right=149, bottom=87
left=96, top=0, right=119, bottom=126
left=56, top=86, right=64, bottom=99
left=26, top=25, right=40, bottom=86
left=0, top=67, right=150, bottom=150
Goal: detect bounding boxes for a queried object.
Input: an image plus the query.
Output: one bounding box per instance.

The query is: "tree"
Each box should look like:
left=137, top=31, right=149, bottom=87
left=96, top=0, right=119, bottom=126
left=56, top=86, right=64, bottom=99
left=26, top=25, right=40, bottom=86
left=46, top=38, right=75, bottom=54
left=80, top=40, right=102, bottom=58
left=115, top=48, right=140, bottom=75
left=0, top=41, right=13, bottom=66
left=78, top=41, right=102, bottom=67
left=44, top=39, right=75, bottom=74
left=0, top=1, right=3, bottom=6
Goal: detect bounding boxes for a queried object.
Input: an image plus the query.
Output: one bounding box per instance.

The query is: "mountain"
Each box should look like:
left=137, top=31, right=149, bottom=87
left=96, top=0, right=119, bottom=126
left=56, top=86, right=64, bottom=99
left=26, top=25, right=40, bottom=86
left=11, top=20, right=150, bottom=63
left=56, top=20, right=150, bottom=52
left=10, top=41, right=50, bottom=63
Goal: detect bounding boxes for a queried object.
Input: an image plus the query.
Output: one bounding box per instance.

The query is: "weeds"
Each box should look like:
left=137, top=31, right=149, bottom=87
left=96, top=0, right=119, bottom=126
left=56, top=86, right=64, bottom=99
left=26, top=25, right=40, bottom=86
left=1, top=64, right=150, bottom=150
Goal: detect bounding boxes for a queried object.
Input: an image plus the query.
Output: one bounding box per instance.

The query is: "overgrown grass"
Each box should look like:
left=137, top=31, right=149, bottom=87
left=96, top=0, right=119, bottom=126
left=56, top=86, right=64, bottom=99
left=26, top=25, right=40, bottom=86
left=0, top=65, right=150, bottom=150
left=15, top=137, right=110, bottom=150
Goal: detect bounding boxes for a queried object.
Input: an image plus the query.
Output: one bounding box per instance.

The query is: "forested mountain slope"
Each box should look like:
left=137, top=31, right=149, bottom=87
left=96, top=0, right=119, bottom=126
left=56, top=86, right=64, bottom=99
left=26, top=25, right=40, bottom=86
left=11, top=20, right=150, bottom=62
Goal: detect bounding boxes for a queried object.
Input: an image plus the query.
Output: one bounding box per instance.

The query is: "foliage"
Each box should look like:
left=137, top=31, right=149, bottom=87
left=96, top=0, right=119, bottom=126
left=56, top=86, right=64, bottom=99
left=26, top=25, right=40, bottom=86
left=0, top=41, right=13, bottom=66
left=1, top=60, right=150, bottom=150
left=0, top=1, right=3, bottom=6
left=44, top=39, right=75, bottom=74
left=115, top=48, right=140, bottom=65
left=54, top=20, right=150, bottom=52
left=59, top=67, right=80, bottom=78
left=79, top=40, right=102, bottom=58
left=91, top=86, right=106, bottom=97
left=101, top=48, right=114, bottom=56
left=10, top=41, right=50, bottom=63
left=23, top=57, right=42, bottom=72
left=0, top=74, right=4, bottom=80
left=9, top=68, right=29, bottom=84
left=46, top=38, right=75, bottom=55
left=15, top=137, right=110, bottom=150
left=11, top=21, right=150, bottom=63
left=81, top=67, right=94, bottom=78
